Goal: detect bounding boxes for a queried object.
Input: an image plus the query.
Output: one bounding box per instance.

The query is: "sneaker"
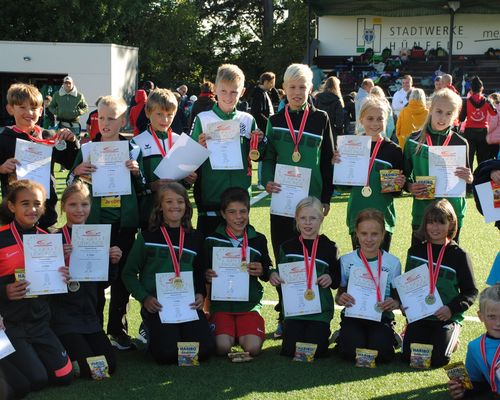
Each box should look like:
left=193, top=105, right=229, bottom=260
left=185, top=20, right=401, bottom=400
left=273, top=321, right=283, bottom=338
left=109, top=334, right=136, bottom=351
left=135, top=323, right=149, bottom=350
left=329, top=329, right=340, bottom=345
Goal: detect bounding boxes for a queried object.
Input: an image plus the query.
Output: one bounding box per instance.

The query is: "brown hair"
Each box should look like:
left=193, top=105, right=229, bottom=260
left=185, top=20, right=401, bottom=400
left=7, top=83, right=43, bottom=107
left=322, top=77, right=344, bottom=107
left=149, top=182, right=193, bottom=232
left=220, top=187, right=250, bottom=212
left=145, top=88, right=178, bottom=114
left=259, top=72, right=276, bottom=85
left=60, top=181, right=91, bottom=211
left=0, top=180, right=46, bottom=224
left=416, top=199, right=458, bottom=242
left=200, top=80, right=214, bottom=94
left=354, top=209, right=386, bottom=234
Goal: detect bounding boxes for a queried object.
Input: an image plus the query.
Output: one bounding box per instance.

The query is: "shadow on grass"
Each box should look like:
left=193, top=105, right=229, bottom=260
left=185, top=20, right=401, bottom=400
left=371, top=384, right=490, bottom=400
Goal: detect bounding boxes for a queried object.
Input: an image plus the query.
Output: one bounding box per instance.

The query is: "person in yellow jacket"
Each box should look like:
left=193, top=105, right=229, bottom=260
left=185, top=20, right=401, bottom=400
left=396, top=88, right=428, bottom=149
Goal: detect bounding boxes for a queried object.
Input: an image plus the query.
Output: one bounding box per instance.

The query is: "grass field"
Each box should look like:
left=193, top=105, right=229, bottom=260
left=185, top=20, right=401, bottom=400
left=27, top=168, right=499, bottom=400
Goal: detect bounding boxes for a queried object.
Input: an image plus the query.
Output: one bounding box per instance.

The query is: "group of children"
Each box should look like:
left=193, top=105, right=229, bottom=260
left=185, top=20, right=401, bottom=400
left=0, top=61, right=498, bottom=399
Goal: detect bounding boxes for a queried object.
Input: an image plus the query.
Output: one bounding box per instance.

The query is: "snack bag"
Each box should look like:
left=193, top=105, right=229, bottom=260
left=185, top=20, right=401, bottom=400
left=14, top=269, right=37, bottom=298
left=492, top=181, right=500, bottom=209
left=86, top=356, right=110, bottom=380
left=415, top=176, right=436, bottom=200
left=380, top=169, right=402, bottom=193
left=293, top=342, right=317, bottom=362
left=355, top=348, right=378, bottom=368
left=177, top=342, right=199, bottom=366
left=228, top=351, right=253, bottom=363
left=410, top=343, right=433, bottom=369
left=444, top=362, right=473, bottom=390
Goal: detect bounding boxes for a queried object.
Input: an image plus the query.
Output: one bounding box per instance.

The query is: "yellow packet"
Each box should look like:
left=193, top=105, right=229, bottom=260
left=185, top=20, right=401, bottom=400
left=380, top=169, right=402, bottom=193
left=410, top=343, right=433, bottom=369
left=415, top=176, right=436, bottom=200
left=14, top=269, right=37, bottom=298
left=177, top=342, right=199, bottom=366
left=444, top=361, right=473, bottom=390
left=101, top=196, right=121, bottom=208
left=86, top=355, right=110, bottom=380
left=293, top=342, right=317, bottom=362
left=355, top=348, right=378, bottom=368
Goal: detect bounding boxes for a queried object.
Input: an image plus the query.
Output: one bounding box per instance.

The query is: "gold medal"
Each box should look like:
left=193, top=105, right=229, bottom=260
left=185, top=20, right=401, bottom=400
left=425, top=294, right=436, bottom=305
left=304, top=289, right=315, bottom=301
left=172, top=276, right=184, bottom=289
left=249, top=149, right=260, bottom=161
left=292, top=151, right=301, bottom=163
left=361, top=186, right=372, bottom=197
left=240, top=262, right=248, bottom=272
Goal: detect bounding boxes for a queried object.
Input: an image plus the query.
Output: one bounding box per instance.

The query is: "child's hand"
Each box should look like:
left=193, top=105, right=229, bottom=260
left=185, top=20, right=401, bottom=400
left=109, top=246, right=122, bottom=264
left=0, top=157, right=20, bottom=174
left=395, top=172, right=406, bottom=188
left=408, top=182, right=428, bottom=197
left=448, top=379, right=466, bottom=399
left=379, top=297, right=400, bottom=312
left=126, top=159, right=140, bottom=176
left=6, top=281, right=28, bottom=300
left=63, top=243, right=73, bottom=260
left=205, top=269, right=217, bottom=283
left=251, top=129, right=264, bottom=142
left=198, top=133, right=207, bottom=148
left=143, top=296, right=162, bottom=313
left=150, top=178, right=175, bottom=192
left=491, top=170, right=500, bottom=184
left=74, top=161, right=96, bottom=176
left=317, top=273, right=332, bottom=288
left=337, top=292, right=355, bottom=307
left=269, top=271, right=283, bottom=287
left=265, top=181, right=281, bottom=194
left=248, top=262, right=263, bottom=277
left=190, top=294, right=204, bottom=310
left=184, top=172, right=197, bottom=185
left=59, top=266, right=70, bottom=284
left=455, top=167, right=473, bottom=184
left=434, top=305, right=452, bottom=321
left=332, top=150, right=341, bottom=164
left=57, top=128, right=77, bottom=142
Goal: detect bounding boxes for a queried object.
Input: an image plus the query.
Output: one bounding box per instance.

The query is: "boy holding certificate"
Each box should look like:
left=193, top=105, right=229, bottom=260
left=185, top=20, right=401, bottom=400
left=0, top=180, right=73, bottom=395
left=0, top=83, right=79, bottom=230
left=68, top=96, right=144, bottom=351
left=269, top=197, right=340, bottom=358
left=123, top=183, right=215, bottom=364
left=191, top=64, right=265, bottom=237
left=402, top=200, right=478, bottom=367
left=204, top=187, right=272, bottom=356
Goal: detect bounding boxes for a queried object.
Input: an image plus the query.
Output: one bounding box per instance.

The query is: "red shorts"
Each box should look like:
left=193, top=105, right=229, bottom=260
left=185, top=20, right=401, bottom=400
left=210, top=312, right=265, bottom=341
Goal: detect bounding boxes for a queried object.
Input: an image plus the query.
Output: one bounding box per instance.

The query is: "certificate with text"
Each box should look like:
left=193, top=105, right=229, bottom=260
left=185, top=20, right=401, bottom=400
left=279, top=261, right=321, bottom=317
left=211, top=247, right=249, bottom=302
left=270, top=164, right=312, bottom=218
left=15, top=139, right=52, bottom=199
left=428, top=145, right=466, bottom=198
left=69, top=224, right=111, bottom=281
left=90, top=141, right=131, bottom=197
left=333, top=135, right=371, bottom=186
left=475, top=181, right=500, bottom=223
left=156, top=272, right=198, bottom=324
left=0, top=330, right=15, bottom=360
left=205, top=119, right=243, bottom=170
left=24, top=234, right=67, bottom=295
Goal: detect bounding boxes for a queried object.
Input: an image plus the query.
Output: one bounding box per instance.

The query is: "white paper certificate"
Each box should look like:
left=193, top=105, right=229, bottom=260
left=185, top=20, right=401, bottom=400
left=0, top=330, right=15, bottom=360
left=205, top=119, right=243, bottom=170
left=476, top=181, right=500, bottom=223
left=211, top=247, right=249, bottom=302
left=69, top=224, right=111, bottom=281
left=393, top=264, right=443, bottom=323
left=344, top=266, right=388, bottom=322
left=428, top=145, right=466, bottom=198
left=270, top=164, right=312, bottom=218
left=279, top=261, right=321, bottom=317
left=90, top=141, right=131, bottom=197
left=154, top=133, right=210, bottom=180
left=15, top=139, right=52, bottom=199
left=24, top=234, right=67, bottom=295
left=155, top=272, right=198, bottom=324
left=333, top=135, right=371, bottom=186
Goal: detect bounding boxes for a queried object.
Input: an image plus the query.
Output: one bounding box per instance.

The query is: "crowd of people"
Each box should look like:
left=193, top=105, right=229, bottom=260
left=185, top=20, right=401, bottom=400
left=0, top=61, right=498, bottom=400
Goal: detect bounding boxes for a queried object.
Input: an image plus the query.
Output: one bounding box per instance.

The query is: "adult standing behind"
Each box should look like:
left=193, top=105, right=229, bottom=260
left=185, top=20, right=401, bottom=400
left=396, top=88, right=429, bottom=149
left=391, top=75, right=413, bottom=117
left=441, top=74, right=459, bottom=94
left=459, top=76, right=497, bottom=167
left=135, top=81, right=156, bottom=133
left=48, top=76, right=88, bottom=136
left=129, top=90, right=147, bottom=136
left=369, top=86, right=395, bottom=140
left=188, top=81, right=216, bottom=132
left=355, top=78, right=374, bottom=121
left=316, top=76, right=345, bottom=141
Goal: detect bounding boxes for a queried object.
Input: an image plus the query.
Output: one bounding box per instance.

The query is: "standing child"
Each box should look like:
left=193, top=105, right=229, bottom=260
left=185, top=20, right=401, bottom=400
left=0, top=180, right=73, bottom=395
left=402, top=199, right=478, bottom=367
left=334, top=97, right=405, bottom=251
left=403, top=88, right=473, bottom=245
left=335, top=209, right=401, bottom=363
left=68, top=95, right=144, bottom=350
left=123, top=182, right=215, bottom=364
left=204, top=187, right=272, bottom=356
left=191, top=64, right=265, bottom=237
left=269, top=196, right=340, bottom=358
left=50, top=182, right=120, bottom=378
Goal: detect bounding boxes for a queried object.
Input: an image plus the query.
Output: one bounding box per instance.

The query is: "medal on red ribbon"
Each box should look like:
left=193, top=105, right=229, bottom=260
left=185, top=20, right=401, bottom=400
left=425, top=132, right=453, bottom=147
left=284, top=105, right=309, bottom=163
left=425, top=239, right=449, bottom=305
left=249, top=132, right=260, bottom=161
left=480, top=334, right=500, bottom=393
left=150, top=126, right=173, bottom=157
left=160, top=226, right=184, bottom=288
left=362, top=137, right=384, bottom=198
left=299, top=235, right=319, bottom=301
left=359, top=249, right=383, bottom=312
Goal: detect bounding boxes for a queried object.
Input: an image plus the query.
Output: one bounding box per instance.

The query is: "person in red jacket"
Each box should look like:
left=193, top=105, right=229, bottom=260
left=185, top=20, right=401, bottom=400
left=459, top=76, right=497, bottom=167
left=129, top=89, right=148, bottom=136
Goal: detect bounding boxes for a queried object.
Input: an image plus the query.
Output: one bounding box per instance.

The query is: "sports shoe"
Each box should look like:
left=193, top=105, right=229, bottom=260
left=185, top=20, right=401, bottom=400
left=109, top=334, right=136, bottom=351
left=135, top=323, right=149, bottom=350
left=273, top=321, right=283, bottom=338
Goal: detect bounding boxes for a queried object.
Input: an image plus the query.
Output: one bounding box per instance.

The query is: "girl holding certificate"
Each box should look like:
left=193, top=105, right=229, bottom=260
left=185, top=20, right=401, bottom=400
left=123, top=182, right=215, bottom=364
left=335, top=209, right=402, bottom=363
left=402, top=199, right=478, bottom=367
left=269, top=197, right=340, bottom=358
left=403, top=89, right=473, bottom=245
left=0, top=180, right=73, bottom=394
left=333, top=97, right=405, bottom=251
left=50, top=182, right=120, bottom=378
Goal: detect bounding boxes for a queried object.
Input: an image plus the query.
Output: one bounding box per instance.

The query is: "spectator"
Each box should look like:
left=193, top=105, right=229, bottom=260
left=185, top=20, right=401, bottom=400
left=135, top=81, right=156, bottom=133
left=42, top=95, right=55, bottom=129
left=441, top=74, right=459, bottom=94
left=85, top=97, right=103, bottom=140
left=250, top=72, right=276, bottom=132
left=354, top=78, right=374, bottom=120
left=370, top=86, right=395, bottom=139
left=129, top=90, right=148, bottom=136
left=487, top=93, right=500, bottom=157
left=343, top=91, right=356, bottom=134
left=188, top=80, right=216, bottom=132
left=396, top=88, right=428, bottom=149
left=316, top=76, right=345, bottom=139
left=391, top=75, right=413, bottom=117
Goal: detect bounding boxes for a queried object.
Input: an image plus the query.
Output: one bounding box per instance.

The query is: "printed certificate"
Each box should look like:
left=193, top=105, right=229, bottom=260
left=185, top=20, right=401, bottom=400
left=428, top=145, right=466, bottom=198
left=211, top=247, right=249, bottom=302
left=0, top=330, right=15, bottom=360
left=475, top=181, right=500, bottom=223
left=270, top=164, right=312, bottom=218
left=90, top=141, right=131, bottom=197
left=333, top=135, right=371, bottom=186
left=15, top=139, right=52, bottom=198
left=156, top=272, right=198, bottom=324
left=205, top=120, right=243, bottom=170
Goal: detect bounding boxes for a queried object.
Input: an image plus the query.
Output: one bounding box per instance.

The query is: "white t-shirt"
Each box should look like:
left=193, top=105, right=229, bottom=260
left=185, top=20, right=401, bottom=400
left=392, top=88, right=410, bottom=116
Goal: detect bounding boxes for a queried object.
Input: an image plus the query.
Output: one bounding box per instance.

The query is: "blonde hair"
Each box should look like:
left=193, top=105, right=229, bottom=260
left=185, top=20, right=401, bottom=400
left=479, top=286, right=500, bottom=314
left=294, top=196, right=324, bottom=231
left=283, top=64, right=313, bottom=88
left=7, top=83, right=43, bottom=107
left=215, top=64, right=245, bottom=87
left=97, top=95, right=128, bottom=117
left=489, top=93, right=500, bottom=105
left=355, top=96, right=389, bottom=135
left=145, top=88, right=178, bottom=114
left=409, top=88, right=427, bottom=107
left=61, top=181, right=91, bottom=210
left=322, top=77, right=344, bottom=107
